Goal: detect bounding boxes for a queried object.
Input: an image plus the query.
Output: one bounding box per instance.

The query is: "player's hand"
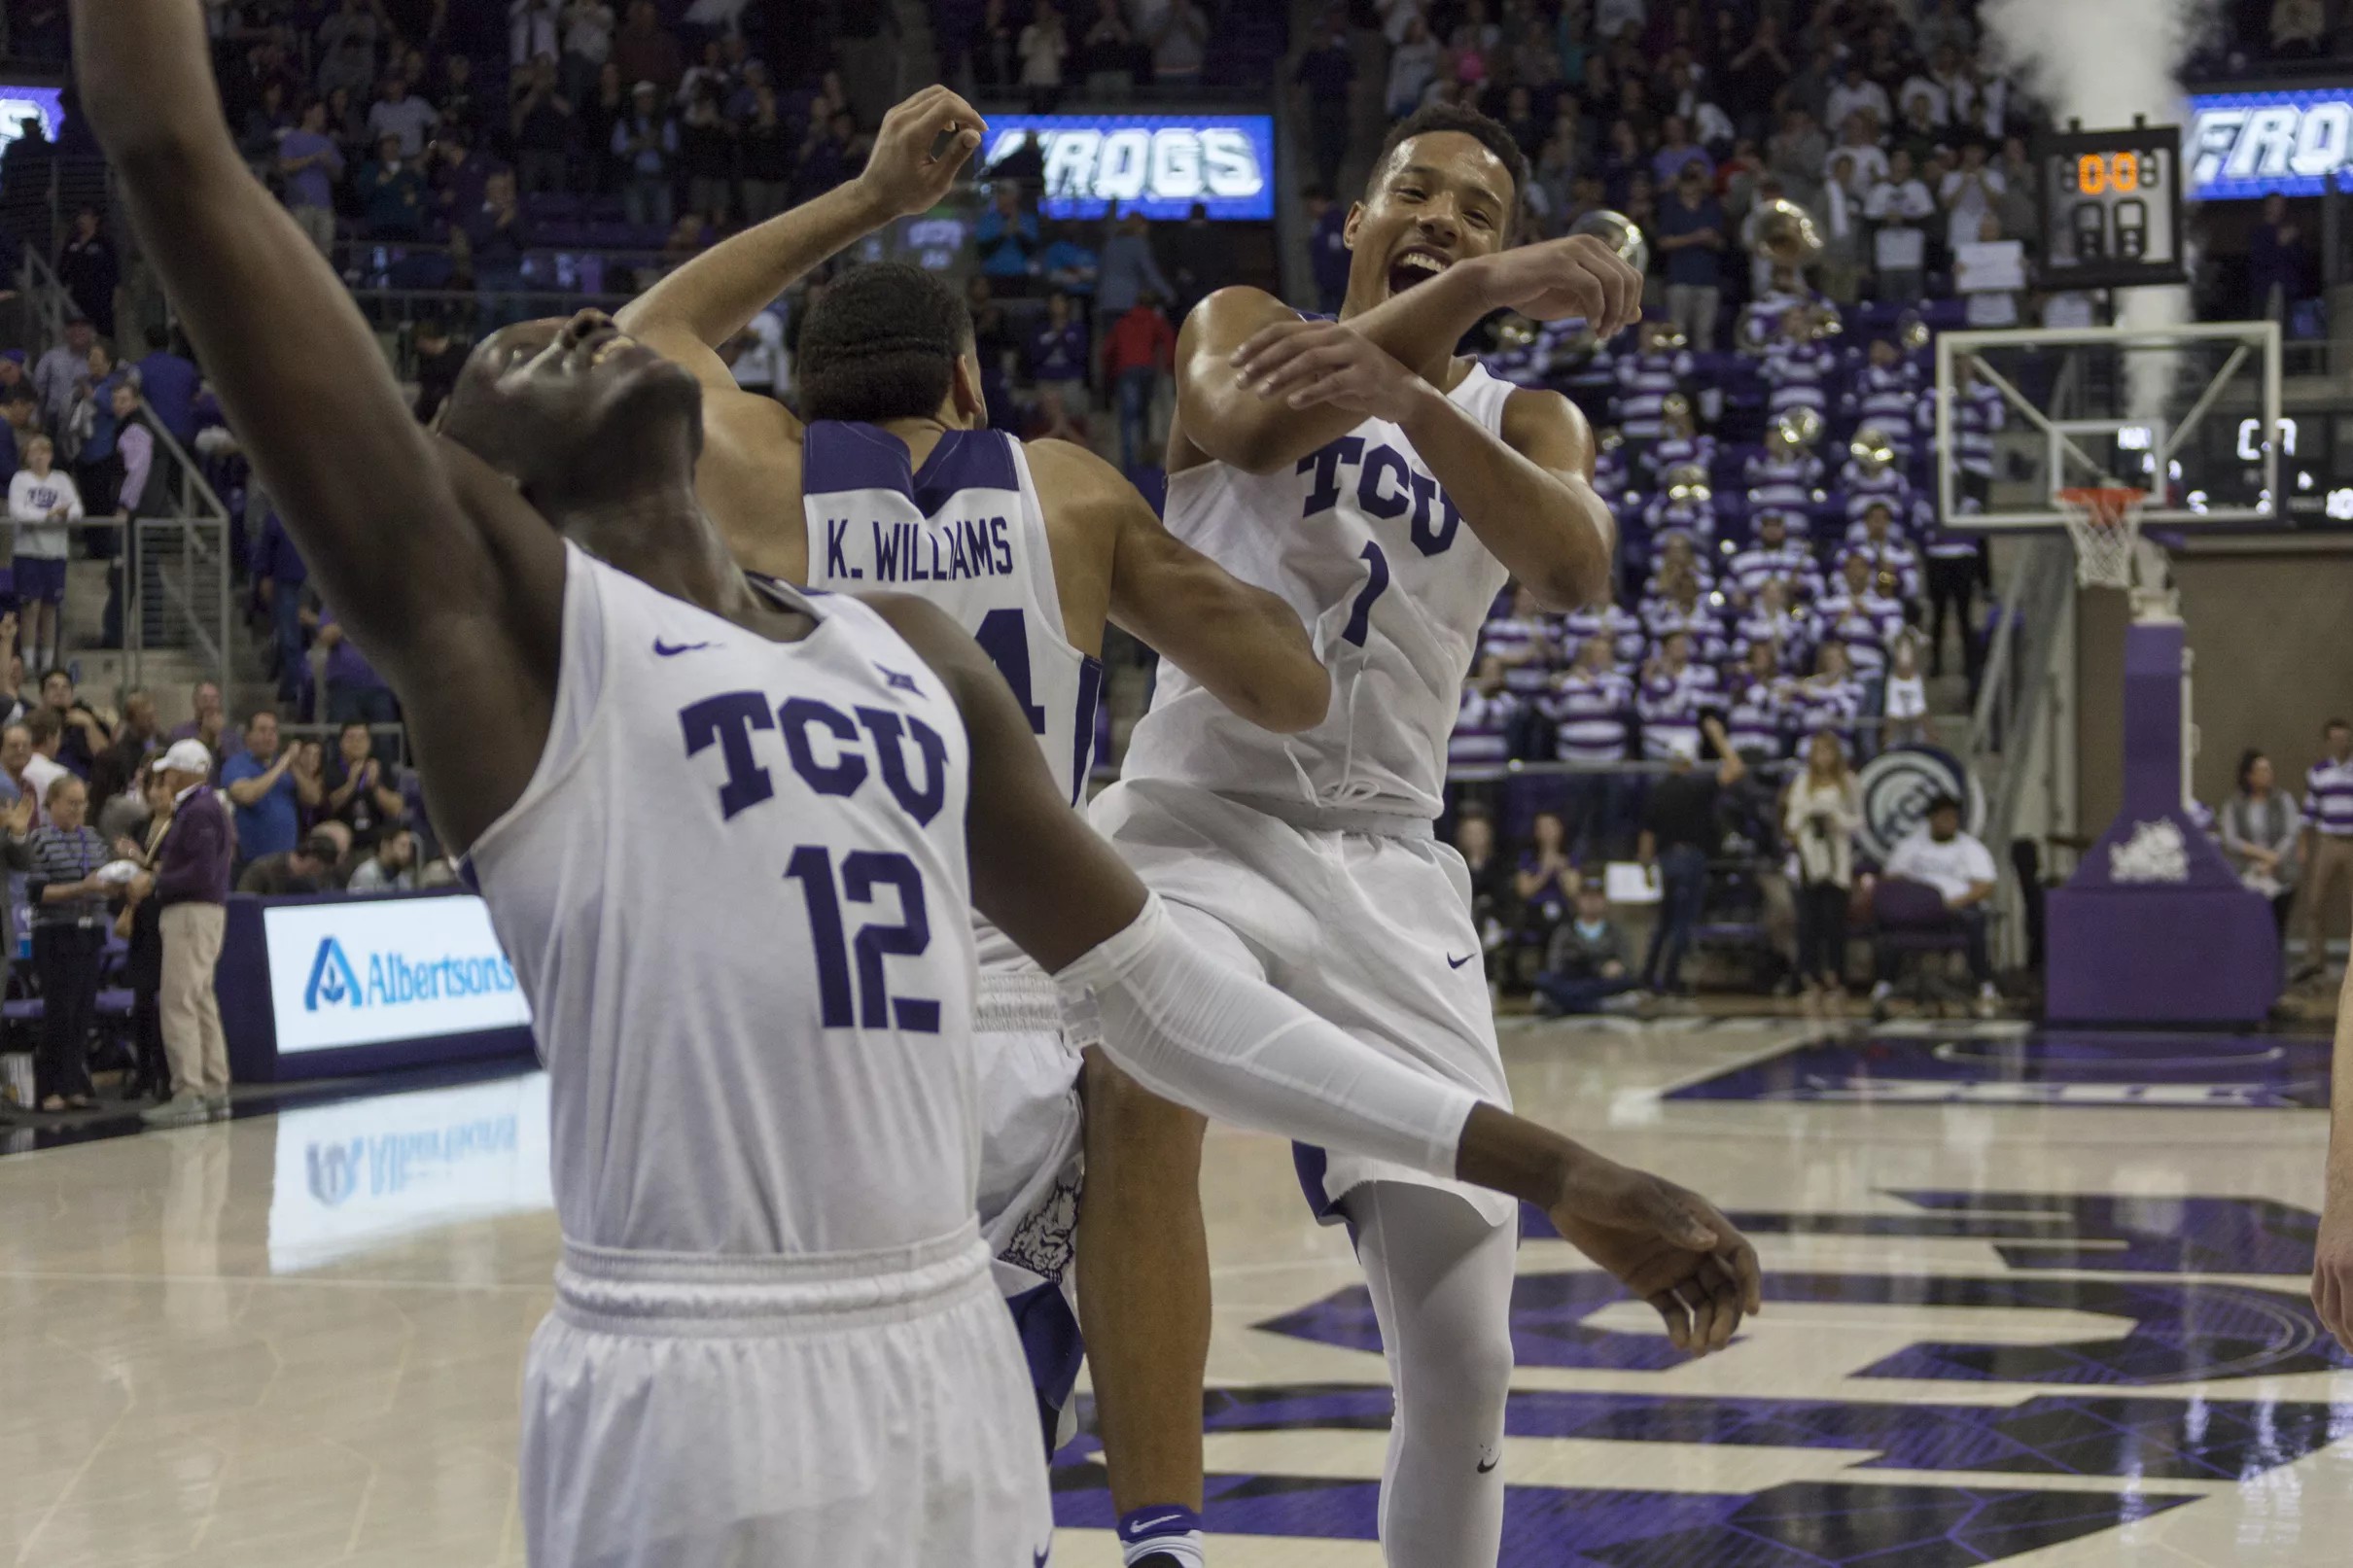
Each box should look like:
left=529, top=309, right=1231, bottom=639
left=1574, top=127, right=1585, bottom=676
left=856, top=86, right=986, bottom=220
left=1229, top=319, right=1428, bottom=424
left=1469, top=234, right=1644, bottom=335
left=2314, top=1186, right=2353, bottom=1351
left=1547, top=1157, right=1762, bottom=1355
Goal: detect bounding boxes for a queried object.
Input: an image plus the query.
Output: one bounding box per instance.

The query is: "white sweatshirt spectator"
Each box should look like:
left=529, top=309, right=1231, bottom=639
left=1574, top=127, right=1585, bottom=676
left=9, top=454, right=82, bottom=561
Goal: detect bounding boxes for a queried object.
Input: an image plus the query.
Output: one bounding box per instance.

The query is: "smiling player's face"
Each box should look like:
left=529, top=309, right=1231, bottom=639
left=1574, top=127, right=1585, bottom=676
left=1341, top=132, right=1515, bottom=316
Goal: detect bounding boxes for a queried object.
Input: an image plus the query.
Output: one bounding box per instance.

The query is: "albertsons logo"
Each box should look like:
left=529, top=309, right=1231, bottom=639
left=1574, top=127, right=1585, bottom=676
left=302, top=934, right=518, bottom=1012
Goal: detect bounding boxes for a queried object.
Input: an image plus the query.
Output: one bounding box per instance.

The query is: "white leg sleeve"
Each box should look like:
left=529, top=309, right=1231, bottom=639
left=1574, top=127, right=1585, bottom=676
left=1054, top=893, right=1483, bottom=1179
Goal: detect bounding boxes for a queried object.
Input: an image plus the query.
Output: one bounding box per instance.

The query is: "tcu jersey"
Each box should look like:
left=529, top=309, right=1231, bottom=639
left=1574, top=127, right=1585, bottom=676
left=799, top=422, right=1103, bottom=808
left=1124, top=366, right=1517, bottom=819
left=469, top=544, right=980, bottom=1259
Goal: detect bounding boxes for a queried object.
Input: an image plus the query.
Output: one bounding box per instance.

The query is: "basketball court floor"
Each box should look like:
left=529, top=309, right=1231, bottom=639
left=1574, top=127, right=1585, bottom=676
left=5, top=1015, right=2349, bottom=1567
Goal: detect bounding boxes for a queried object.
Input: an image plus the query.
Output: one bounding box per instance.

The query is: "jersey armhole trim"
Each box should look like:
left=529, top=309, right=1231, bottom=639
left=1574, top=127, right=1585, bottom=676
left=464, top=542, right=614, bottom=877
left=1004, top=437, right=1075, bottom=647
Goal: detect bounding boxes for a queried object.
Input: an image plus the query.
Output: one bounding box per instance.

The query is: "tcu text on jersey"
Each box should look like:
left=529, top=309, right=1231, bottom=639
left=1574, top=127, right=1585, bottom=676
left=1299, top=436, right=1465, bottom=557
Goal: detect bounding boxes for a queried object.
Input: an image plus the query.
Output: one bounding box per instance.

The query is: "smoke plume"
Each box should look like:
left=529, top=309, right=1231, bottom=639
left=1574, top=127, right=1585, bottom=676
left=1980, top=0, right=2223, bottom=420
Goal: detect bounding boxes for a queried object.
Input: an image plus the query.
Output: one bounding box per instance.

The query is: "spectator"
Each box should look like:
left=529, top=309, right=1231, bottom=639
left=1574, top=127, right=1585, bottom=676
left=410, top=316, right=470, bottom=424
left=367, top=73, right=440, bottom=159
left=433, top=123, right=504, bottom=221
left=561, top=0, right=616, bottom=106
left=678, top=82, right=735, bottom=228
left=346, top=825, right=420, bottom=892
left=323, top=719, right=405, bottom=844
left=1656, top=160, right=1727, bottom=352
left=55, top=207, right=121, bottom=338
left=2272, top=0, right=2326, bottom=55
left=1874, top=792, right=2001, bottom=1016
left=1028, top=291, right=1091, bottom=403
left=114, top=763, right=173, bottom=1101
left=9, top=436, right=79, bottom=673
left=255, top=508, right=311, bottom=700
left=612, top=81, right=679, bottom=230
left=1938, top=140, right=2006, bottom=256
left=222, top=710, right=318, bottom=875
left=1153, top=0, right=1210, bottom=84
left=66, top=334, right=130, bottom=508
left=1639, top=714, right=1745, bottom=994
left=1881, top=632, right=1930, bottom=749
left=1303, top=187, right=1352, bottom=314
left=1533, top=884, right=1643, bottom=1015
left=1295, top=12, right=1355, bottom=195
left=511, top=0, right=561, bottom=64
left=236, top=830, right=341, bottom=894
left=1095, top=209, right=1173, bottom=320
left=315, top=0, right=383, bottom=98
left=1102, top=291, right=1176, bottom=472
left=104, top=379, right=156, bottom=649
left=1650, top=116, right=1711, bottom=189
left=579, top=61, right=629, bottom=192
left=1784, top=729, right=1859, bottom=1010
left=33, top=670, right=106, bottom=781
left=1719, top=17, right=1791, bottom=142
left=7, top=774, right=111, bottom=1110
left=1454, top=808, right=1507, bottom=960
left=726, top=304, right=788, bottom=401
left=1037, top=223, right=1100, bottom=301
left=2298, top=718, right=2353, bottom=980
left=510, top=53, right=576, bottom=194
left=1543, top=634, right=1636, bottom=860
left=1512, top=808, right=1575, bottom=952
left=313, top=606, right=400, bottom=727
left=1866, top=148, right=1935, bottom=303
left=1825, top=59, right=1890, bottom=139
left=2222, top=748, right=2301, bottom=945
left=166, top=681, right=241, bottom=763
left=612, top=0, right=684, bottom=94
left=2249, top=194, right=2306, bottom=323
left=738, top=86, right=794, bottom=224
left=977, top=184, right=1041, bottom=289
left=135, top=327, right=199, bottom=450
left=1164, top=202, right=1228, bottom=321
left=33, top=318, right=95, bottom=435
left=972, top=0, right=1021, bottom=92
left=276, top=99, right=346, bottom=259
left=140, top=740, right=234, bottom=1128
left=1075, top=0, right=1141, bottom=82
left=360, top=134, right=430, bottom=238
left=435, top=52, right=484, bottom=141
left=465, top=169, right=534, bottom=301
left=1021, top=1, right=1071, bottom=111
left=1023, top=383, right=1091, bottom=446
left=1449, top=656, right=1520, bottom=768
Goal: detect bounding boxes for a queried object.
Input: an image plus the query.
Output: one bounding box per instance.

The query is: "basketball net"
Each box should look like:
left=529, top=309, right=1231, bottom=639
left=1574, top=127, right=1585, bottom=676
left=2055, top=486, right=2148, bottom=592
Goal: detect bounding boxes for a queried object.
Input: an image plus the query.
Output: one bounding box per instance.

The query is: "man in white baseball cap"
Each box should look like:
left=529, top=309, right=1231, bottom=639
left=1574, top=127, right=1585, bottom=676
left=141, top=738, right=235, bottom=1126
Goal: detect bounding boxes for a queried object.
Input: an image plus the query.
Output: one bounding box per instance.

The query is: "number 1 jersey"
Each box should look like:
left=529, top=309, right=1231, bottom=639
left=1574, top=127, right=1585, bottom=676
left=1121, top=364, right=1516, bottom=821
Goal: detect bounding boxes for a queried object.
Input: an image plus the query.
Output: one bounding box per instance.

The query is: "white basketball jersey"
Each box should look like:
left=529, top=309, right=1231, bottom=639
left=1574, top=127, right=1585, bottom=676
left=468, top=544, right=980, bottom=1259
left=1123, top=365, right=1517, bottom=820
left=801, top=422, right=1103, bottom=991
left=801, top=423, right=1101, bottom=806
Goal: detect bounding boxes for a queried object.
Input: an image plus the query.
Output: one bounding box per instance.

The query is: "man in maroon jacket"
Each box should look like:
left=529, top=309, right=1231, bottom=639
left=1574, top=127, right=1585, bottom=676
left=141, top=738, right=233, bottom=1127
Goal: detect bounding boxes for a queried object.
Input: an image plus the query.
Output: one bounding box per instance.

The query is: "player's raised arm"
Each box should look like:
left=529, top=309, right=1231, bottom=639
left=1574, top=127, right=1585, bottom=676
left=1178, top=236, right=1639, bottom=477
left=71, top=0, right=553, bottom=668
left=874, top=593, right=1760, bottom=1353
left=1028, top=439, right=1329, bottom=734
left=616, top=87, right=984, bottom=396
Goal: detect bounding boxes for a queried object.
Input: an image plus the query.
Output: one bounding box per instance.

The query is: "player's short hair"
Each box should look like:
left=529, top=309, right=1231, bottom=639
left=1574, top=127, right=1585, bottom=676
left=1370, top=103, right=1528, bottom=222
left=797, top=262, right=973, bottom=425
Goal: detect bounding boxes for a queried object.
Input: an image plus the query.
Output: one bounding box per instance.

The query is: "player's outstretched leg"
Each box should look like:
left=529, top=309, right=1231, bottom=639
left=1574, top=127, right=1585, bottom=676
left=1347, top=1181, right=1519, bottom=1567
left=1078, top=1054, right=1212, bottom=1568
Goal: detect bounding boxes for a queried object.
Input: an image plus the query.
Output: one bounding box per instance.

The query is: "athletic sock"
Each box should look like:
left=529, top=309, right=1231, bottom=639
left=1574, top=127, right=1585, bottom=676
left=1117, top=1504, right=1206, bottom=1568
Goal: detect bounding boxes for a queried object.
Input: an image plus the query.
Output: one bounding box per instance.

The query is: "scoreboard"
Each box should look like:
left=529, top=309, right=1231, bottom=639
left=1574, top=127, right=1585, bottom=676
left=2040, top=122, right=2186, bottom=289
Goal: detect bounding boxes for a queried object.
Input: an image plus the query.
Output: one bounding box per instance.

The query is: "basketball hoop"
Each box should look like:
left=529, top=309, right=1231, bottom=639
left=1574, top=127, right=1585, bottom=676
left=2055, top=486, right=2148, bottom=590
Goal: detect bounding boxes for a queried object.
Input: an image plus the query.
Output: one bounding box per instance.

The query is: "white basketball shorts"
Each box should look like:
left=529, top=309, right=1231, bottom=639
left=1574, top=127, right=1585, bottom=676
left=1088, top=777, right=1516, bottom=1228
left=521, top=1224, right=1053, bottom=1567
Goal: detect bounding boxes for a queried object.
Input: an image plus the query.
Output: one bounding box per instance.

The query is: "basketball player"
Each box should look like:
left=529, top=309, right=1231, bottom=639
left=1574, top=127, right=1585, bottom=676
left=612, top=87, right=1335, bottom=1449
left=83, top=17, right=1758, bottom=1567
left=1084, top=101, right=1649, bottom=1566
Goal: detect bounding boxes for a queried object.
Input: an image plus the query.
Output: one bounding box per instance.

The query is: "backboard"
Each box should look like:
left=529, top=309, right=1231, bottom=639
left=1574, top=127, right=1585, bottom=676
left=1933, top=321, right=2283, bottom=532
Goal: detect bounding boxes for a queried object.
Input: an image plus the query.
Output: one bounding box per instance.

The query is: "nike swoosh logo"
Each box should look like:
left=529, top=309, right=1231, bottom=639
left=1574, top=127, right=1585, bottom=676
left=1477, top=1453, right=1500, bottom=1474
left=1034, top=1550, right=1051, bottom=1568
left=1448, top=952, right=1476, bottom=969
left=1125, top=1515, right=1183, bottom=1534
left=652, top=639, right=715, bottom=656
